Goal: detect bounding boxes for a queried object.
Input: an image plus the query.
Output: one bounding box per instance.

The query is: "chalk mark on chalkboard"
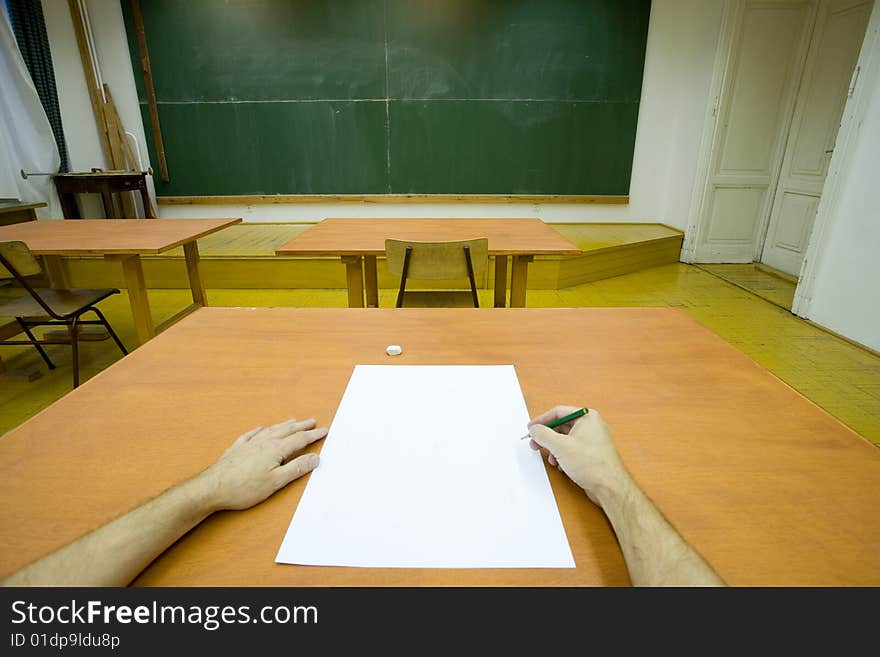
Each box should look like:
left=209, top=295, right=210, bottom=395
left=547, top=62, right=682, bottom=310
left=148, top=99, right=388, bottom=105
left=383, top=1, right=392, bottom=193
left=147, top=99, right=630, bottom=105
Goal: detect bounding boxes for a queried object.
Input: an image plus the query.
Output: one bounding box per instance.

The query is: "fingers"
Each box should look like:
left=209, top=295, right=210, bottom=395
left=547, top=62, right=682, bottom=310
left=529, top=425, right=565, bottom=468
left=277, top=426, right=328, bottom=461
left=259, top=418, right=317, bottom=440
left=528, top=405, right=583, bottom=428
left=273, top=453, right=320, bottom=489
left=529, top=424, right=565, bottom=455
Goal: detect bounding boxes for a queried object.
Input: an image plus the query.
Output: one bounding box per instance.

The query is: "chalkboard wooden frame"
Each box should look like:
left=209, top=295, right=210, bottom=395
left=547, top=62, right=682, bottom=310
left=157, top=194, right=630, bottom=205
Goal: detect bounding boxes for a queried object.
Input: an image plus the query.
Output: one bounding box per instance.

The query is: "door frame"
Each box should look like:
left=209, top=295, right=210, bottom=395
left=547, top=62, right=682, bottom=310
left=792, top=0, right=880, bottom=315
left=680, top=0, right=739, bottom=262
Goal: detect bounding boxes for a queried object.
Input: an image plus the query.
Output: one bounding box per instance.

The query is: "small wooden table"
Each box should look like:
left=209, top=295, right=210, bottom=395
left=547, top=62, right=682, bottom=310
left=53, top=171, right=156, bottom=219
left=0, top=201, right=45, bottom=226
left=0, top=218, right=240, bottom=345
left=0, top=307, right=877, bottom=586
left=275, top=218, right=581, bottom=308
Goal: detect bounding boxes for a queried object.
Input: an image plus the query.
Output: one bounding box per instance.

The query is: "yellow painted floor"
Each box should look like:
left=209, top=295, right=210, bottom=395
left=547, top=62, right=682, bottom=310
left=1, top=263, right=878, bottom=444
left=698, top=263, right=797, bottom=310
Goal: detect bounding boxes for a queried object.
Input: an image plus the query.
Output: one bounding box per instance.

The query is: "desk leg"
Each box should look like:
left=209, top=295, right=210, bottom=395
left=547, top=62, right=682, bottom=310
left=100, top=183, right=116, bottom=218
left=113, top=255, right=155, bottom=345
left=494, top=256, right=508, bottom=308
left=140, top=184, right=157, bottom=218
left=183, top=242, right=207, bottom=306
left=43, top=256, right=70, bottom=289
left=509, top=255, right=533, bottom=308
left=342, top=256, right=365, bottom=308
left=58, top=191, right=80, bottom=219
left=363, top=256, right=379, bottom=308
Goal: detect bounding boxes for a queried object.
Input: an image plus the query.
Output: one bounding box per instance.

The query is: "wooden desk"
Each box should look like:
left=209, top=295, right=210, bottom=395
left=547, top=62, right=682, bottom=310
left=0, top=307, right=877, bottom=586
left=0, top=218, right=240, bottom=345
left=53, top=172, right=156, bottom=219
left=275, top=218, right=581, bottom=308
left=0, top=201, right=45, bottom=226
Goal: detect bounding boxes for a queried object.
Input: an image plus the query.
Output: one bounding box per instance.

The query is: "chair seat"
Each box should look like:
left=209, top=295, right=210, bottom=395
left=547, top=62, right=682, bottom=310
left=399, top=290, right=480, bottom=308
left=0, top=288, right=119, bottom=318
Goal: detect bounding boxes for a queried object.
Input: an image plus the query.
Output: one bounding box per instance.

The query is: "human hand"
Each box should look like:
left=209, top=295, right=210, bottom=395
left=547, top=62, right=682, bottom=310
left=528, top=406, right=629, bottom=505
left=197, top=418, right=327, bottom=511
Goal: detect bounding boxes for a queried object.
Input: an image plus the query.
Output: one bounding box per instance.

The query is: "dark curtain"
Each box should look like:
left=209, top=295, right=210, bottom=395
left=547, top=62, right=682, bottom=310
left=7, top=0, right=70, bottom=171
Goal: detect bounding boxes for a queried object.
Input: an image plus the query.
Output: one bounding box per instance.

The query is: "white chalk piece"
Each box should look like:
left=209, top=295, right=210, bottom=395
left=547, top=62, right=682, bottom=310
left=386, top=344, right=402, bottom=356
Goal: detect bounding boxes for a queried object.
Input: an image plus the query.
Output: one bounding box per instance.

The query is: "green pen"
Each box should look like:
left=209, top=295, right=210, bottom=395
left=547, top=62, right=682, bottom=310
left=520, top=407, right=588, bottom=440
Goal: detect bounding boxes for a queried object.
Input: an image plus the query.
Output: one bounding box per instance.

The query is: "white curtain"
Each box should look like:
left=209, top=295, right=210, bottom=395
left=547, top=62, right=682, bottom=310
left=0, top=7, right=60, bottom=214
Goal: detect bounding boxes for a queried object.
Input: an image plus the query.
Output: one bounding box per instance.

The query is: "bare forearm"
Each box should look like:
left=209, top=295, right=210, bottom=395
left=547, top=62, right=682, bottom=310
left=3, top=476, right=217, bottom=587
left=596, top=473, right=725, bottom=587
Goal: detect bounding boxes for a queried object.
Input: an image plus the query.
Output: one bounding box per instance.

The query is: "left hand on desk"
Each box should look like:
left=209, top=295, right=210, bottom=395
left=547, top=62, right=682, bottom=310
left=198, top=418, right=327, bottom=511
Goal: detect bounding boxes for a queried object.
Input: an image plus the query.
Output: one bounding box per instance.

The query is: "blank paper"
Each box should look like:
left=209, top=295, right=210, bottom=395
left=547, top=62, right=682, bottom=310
left=276, top=365, right=575, bottom=569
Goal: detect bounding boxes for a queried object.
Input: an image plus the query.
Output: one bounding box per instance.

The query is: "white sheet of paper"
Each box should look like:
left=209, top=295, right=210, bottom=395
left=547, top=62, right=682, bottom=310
left=275, top=365, right=575, bottom=568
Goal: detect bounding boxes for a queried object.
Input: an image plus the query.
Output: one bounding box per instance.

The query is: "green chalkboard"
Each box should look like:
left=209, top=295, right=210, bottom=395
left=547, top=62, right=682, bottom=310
left=123, top=0, right=650, bottom=196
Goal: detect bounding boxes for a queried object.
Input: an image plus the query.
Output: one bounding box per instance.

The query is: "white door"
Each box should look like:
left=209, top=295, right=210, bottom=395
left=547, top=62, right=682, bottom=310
left=693, top=0, right=816, bottom=262
left=760, top=0, right=872, bottom=276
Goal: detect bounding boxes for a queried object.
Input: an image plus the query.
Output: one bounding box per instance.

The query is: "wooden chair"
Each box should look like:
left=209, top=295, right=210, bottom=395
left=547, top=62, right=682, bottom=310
left=385, top=238, right=488, bottom=308
left=0, top=241, right=128, bottom=388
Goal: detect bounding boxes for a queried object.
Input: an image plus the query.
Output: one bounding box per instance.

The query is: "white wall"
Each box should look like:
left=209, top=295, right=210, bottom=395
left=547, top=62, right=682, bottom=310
left=42, top=0, right=724, bottom=228
left=41, top=0, right=153, bottom=217
left=41, top=0, right=103, bottom=174
left=800, top=4, right=880, bottom=352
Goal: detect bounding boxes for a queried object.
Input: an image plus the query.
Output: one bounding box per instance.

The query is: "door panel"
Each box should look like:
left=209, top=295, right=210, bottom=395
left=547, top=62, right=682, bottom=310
left=695, top=1, right=815, bottom=262
left=761, top=0, right=872, bottom=275
left=719, top=6, right=811, bottom=174
left=775, top=192, right=819, bottom=248
left=706, top=188, right=767, bottom=252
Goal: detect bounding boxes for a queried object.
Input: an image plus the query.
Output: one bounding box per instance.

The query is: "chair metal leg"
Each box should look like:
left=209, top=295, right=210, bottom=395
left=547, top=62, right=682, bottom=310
left=463, top=245, right=479, bottom=308
left=70, top=315, right=80, bottom=388
left=396, top=246, right=413, bottom=308
left=16, top=317, right=56, bottom=369
left=89, top=307, right=128, bottom=356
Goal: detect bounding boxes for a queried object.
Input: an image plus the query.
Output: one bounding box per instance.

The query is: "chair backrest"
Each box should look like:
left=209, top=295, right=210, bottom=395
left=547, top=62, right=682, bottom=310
left=0, top=241, right=42, bottom=279
left=385, top=238, right=489, bottom=280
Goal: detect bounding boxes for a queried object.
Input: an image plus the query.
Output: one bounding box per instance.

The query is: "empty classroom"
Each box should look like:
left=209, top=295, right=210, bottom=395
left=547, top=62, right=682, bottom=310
left=1, top=0, right=878, bottom=599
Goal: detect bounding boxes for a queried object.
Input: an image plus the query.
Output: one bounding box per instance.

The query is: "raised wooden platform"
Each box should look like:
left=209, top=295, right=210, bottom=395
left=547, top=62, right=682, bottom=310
left=58, top=223, right=683, bottom=290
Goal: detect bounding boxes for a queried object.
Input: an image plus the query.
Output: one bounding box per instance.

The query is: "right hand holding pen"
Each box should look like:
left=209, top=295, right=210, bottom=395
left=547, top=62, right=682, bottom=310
left=528, top=406, right=629, bottom=505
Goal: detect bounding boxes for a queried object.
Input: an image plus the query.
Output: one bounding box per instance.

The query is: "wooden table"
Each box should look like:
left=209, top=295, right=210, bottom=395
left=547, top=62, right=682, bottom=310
left=275, top=218, right=581, bottom=308
left=0, top=218, right=240, bottom=345
left=53, top=171, right=156, bottom=219
left=0, top=307, right=877, bottom=586
left=0, top=201, right=45, bottom=226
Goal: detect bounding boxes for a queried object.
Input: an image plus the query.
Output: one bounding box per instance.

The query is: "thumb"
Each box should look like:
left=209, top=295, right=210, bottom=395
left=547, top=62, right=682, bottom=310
left=529, top=424, right=566, bottom=455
